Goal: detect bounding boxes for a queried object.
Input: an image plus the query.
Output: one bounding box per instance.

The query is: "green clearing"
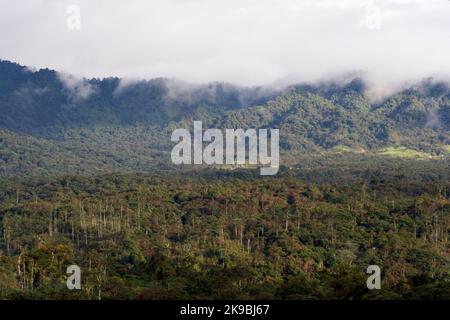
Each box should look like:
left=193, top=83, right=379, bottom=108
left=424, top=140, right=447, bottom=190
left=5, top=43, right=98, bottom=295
left=378, top=146, right=431, bottom=159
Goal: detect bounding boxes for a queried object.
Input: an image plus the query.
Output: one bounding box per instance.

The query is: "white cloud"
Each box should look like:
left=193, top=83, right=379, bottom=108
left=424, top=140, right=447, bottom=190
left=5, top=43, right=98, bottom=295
left=113, top=78, right=142, bottom=96
left=0, top=0, right=449, bottom=87
left=57, top=72, right=96, bottom=101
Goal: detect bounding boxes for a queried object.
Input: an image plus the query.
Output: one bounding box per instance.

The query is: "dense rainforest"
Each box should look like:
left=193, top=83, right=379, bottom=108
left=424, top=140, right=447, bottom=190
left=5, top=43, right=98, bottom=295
left=0, top=59, right=449, bottom=299
left=0, top=168, right=449, bottom=299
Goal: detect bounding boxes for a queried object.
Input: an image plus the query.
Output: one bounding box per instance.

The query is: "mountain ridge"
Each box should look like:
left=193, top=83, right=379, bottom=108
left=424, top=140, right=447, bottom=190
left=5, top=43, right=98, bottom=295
left=0, top=59, right=449, bottom=177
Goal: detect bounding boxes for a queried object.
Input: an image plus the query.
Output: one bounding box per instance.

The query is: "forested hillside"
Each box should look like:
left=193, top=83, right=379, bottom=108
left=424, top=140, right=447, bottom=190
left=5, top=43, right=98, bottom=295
left=0, top=59, right=449, bottom=178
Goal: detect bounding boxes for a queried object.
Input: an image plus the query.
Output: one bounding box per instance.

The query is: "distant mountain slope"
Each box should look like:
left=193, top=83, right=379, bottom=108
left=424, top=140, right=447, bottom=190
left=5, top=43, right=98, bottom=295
left=0, top=60, right=278, bottom=133
left=0, top=59, right=449, bottom=177
left=217, top=85, right=449, bottom=153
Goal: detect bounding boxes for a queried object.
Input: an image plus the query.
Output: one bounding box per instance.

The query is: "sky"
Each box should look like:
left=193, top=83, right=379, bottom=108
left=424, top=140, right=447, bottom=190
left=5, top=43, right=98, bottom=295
left=1, top=0, right=449, bottom=89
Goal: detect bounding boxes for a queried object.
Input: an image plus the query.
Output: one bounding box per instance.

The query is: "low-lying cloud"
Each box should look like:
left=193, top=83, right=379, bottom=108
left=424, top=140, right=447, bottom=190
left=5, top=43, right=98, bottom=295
left=0, top=0, right=449, bottom=90
left=57, top=72, right=96, bottom=101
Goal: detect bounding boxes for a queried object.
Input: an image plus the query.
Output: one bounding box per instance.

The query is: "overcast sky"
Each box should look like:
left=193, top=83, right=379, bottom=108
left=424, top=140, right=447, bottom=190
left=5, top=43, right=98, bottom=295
left=1, top=0, right=449, bottom=88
